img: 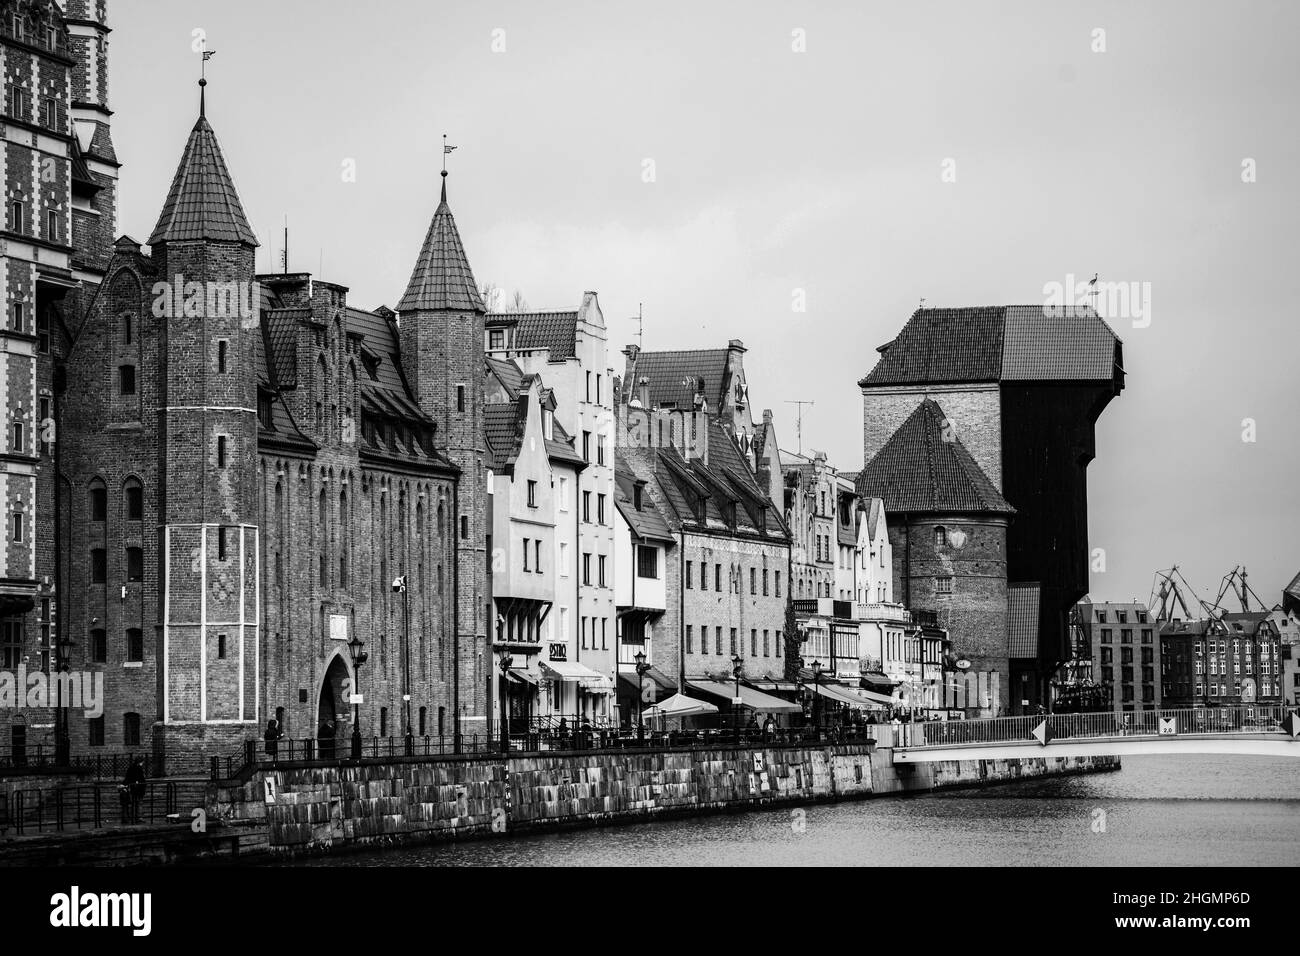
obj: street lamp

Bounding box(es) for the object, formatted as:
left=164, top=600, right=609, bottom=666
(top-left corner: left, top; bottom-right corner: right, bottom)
left=811, top=659, right=823, bottom=738
left=634, top=650, right=650, bottom=745
left=53, top=635, right=76, bottom=765
left=731, top=654, right=744, bottom=743
left=346, top=635, right=368, bottom=759
left=498, top=649, right=512, bottom=754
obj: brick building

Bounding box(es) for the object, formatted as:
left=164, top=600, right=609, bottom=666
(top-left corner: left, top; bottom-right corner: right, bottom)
left=2, top=0, right=116, bottom=755
left=859, top=305, right=1124, bottom=713
left=1069, top=600, right=1161, bottom=714
left=49, top=79, right=487, bottom=764
left=856, top=399, right=1013, bottom=715
left=1160, top=613, right=1281, bottom=709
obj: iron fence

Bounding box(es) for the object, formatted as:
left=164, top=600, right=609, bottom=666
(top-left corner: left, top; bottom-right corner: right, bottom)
left=0, top=781, right=178, bottom=836
left=0, top=748, right=158, bottom=780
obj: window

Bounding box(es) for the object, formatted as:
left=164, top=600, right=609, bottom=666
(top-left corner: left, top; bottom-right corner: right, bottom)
left=751, top=629, right=758, bottom=656
left=558, top=476, right=569, bottom=510
left=380, top=707, right=389, bottom=737
left=88, top=716, right=105, bottom=747
left=597, top=436, right=606, bottom=465
left=686, top=625, right=694, bottom=655
left=126, top=547, right=143, bottom=582
left=9, top=199, right=23, bottom=233
left=90, top=548, right=107, bottom=583
left=10, top=421, right=22, bottom=454
left=90, top=628, right=107, bottom=663
left=582, top=431, right=591, bottom=461
left=1121, top=629, right=1132, bottom=644
left=729, top=628, right=737, bottom=656
left=218, top=340, right=228, bottom=373
left=126, top=628, right=143, bottom=662
left=700, top=562, right=708, bottom=591
left=123, top=313, right=133, bottom=344
left=715, top=627, right=723, bottom=656
left=598, top=555, right=607, bottom=588
left=47, top=208, right=59, bottom=241
left=935, top=576, right=953, bottom=595
left=601, top=618, right=608, bottom=650
left=527, top=480, right=537, bottom=508
left=535, top=539, right=542, bottom=573
left=10, top=302, right=22, bottom=333
left=456, top=385, right=465, bottom=412
left=218, top=633, right=227, bottom=659
left=597, top=494, right=606, bottom=524
left=10, top=512, right=21, bottom=544
left=216, top=435, right=227, bottom=467
left=763, top=630, right=770, bottom=656
left=119, top=365, right=136, bottom=395
left=775, top=630, right=782, bottom=658
left=581, top=617, right=588, bottom=649
left=1098, top=611, right=1108, bottom=624
left=522, top=538, right=531, bottom=572
left=763, top=569, right=769, bottom=596
left=582, top=491, right=591, bottom=522
left=125, top=481, right=143, bottom=521
left=715, top=564, right=722, bottom=591
left=586, top=371, right=592, bottom=402
left=1100, top=628, right=1112, bottom=644
left=582, top=552, right=591, bottom=585
left=775, top=571, right=781, bottom=598
left=0, top=618, right=22, bottom=669
left=559, top=541, right=570, bottom=576
left=1141, top=629, right=1153, bottom=644
left=686, top=560, right=693, bottom=588
left=637, top=546, right=658, bottom=579
left=488, top=329, right=504, bottom=350
left=595, top=374, right=602, bottom=404
left=750, top=567, right=756, bottom=595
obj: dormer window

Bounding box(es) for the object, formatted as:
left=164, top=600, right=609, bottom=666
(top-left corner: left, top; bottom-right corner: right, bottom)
left=489, top=329, right=504, bottom=350
left=633, top=484, right=643, bottom=511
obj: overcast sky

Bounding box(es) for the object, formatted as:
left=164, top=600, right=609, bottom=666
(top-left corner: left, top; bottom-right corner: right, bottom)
left=109, top=0, right=1298, bottom=610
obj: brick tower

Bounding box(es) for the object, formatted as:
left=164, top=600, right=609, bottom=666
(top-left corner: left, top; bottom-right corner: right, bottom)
left=149, top=81, right=261, bottom=757
left=397, top=169, right=488, bottom=732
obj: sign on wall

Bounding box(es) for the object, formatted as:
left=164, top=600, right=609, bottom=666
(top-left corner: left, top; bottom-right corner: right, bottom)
left=330, top=614, right=348, bottom=642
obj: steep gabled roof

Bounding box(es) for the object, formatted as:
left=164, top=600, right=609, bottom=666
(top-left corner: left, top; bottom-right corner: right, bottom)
left=396, top=178, right=484, bottom=314
left=510, top=310, right=580, bottom=360
left=856, top=399, right=1014, bottom=515
left=1283, top=571, right=1300, bottom=614
left=486, top=354, right=525, bottom=397
left=149, top=114, right=258, bottom=246
left=484, top=402, right=526, bottom=471
left=614, top=467, right=674, bottom=542
left=633, top=349, right=731, bottom=410
left=859, top=305, right=1122, bottom=387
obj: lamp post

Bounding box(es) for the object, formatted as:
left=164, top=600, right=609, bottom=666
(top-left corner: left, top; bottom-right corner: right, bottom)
left=346, top=635, right=368, bottom=759
left=634, top=650, right=650, bottom=745
left=731, top=654, right=744, bottom=743
left=498, top=649, right=512, bottom=754
left=54, top=635, right=75, bottom=765
left=811, top=659, right=823, bottom=739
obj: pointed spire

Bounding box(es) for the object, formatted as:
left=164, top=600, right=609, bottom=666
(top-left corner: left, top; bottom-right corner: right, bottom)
left=396, top=172, right=483, bottom=314
left=148, top=91, right=257, bottom=247
left=199, top=77, right=206, bottom=117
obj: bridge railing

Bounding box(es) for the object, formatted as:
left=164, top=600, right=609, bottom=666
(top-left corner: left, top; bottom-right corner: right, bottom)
left=907, top=705, right=1290, bottom=748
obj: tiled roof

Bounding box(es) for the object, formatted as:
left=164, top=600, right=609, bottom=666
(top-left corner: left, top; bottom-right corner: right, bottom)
left=545, top=419, right=587, bottom=469
left=633, top=349, right=730, bottom=410
left=1008, top=583, right=1041, bottom=658
left=396, top=181, right=484, bottom=314
left=859, top=305, right=1121, bottom=387
left=264, top=308, right=307, bottom=388
left=484, top=402, right=525, bottom=471
left=508, top=311, right=579, bottom=360
left=485, top=355, right=525, bottom=397
left=1219, top=611, right=1273, bottom=637
left=614, top=467, right=674, bottom=542
left=149, top=115, right=258, bottom=246
left=855, top=399, right=1014, bottom=515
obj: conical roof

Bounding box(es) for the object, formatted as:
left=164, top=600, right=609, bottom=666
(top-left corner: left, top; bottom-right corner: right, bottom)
left=149, top=113, right=257, bottom=247
left=396, top=176, right=484, bottom=314
left=856, top=399, right=1014, bottom=515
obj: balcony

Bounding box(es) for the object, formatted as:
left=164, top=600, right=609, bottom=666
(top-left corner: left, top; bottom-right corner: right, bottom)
left=855, top=602, right=912, bottom=624
left=792, top=598, right=854, bottom=620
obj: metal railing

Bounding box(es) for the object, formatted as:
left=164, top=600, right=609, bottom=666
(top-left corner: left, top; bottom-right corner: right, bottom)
left=0, top=748, right=159, bottom=780
left=905, top=705, right=1293, bottom=749
left=0, top=781, right=178, bottom=837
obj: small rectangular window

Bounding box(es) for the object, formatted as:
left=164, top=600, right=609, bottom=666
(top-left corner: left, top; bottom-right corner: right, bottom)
left=119, top=365, right=136, bottom=395
left=124, top=712, right=141, bottom=747
left=686, top=625, right=694, bottom=654
left=534, top=538, right=541, bottom=573
left=522, top=538, right=530, bottom=572
left=10, top=302, right=23, bottom=333
left=11, top=512, right=22, bottom=543
left=527, top=480, right=537, bottom=508
left=47, top=208, right=58, bottom=241
left=217, top=340, right=228, bottom=373
left=216, top=435, right=227, bottom=467
left=11, top=422, right=23, bottom=454
left=217, top=633, right=227, bottom=659
left=456, top=385, right=465, bottom=412
left=9, top=199, right=23, bottom=234
left=90, top=548, right=107, bottom=584
left=90, top=628, right=107, bottom=663
left=637, top=546, right=658, bottom=580
left=126, top=547, right=143, bottom=582
left=126, top=628, right=143, bottom=662
left=126, top=485, right=143, bottom=521
left=686, top=560, right=693, bottom=588
left=217, top=527, right=228, bottom=561
left=88, top=716, right=105, bottom=747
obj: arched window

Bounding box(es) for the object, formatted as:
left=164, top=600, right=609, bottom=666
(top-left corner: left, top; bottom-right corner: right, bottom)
left=934, top=526, right=947, bottom=547
left=123, top=477, right=143, bottom=522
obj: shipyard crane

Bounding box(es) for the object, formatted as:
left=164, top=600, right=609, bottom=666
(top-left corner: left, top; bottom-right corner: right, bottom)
left=1149, top=566, right=1218, bottom=622
left=1209, top=565, right=1269, bottom=615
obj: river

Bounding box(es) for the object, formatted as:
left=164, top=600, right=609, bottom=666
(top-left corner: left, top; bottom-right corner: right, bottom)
left=289, top=755, right=1300, bottom=867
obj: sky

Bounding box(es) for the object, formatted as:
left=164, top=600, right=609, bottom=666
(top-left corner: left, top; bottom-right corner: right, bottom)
left=107, top=0, right=1298, bottom=610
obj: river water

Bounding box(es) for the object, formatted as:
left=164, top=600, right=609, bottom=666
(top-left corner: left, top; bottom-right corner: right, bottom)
left=290, top=755, right=1300, bottom=867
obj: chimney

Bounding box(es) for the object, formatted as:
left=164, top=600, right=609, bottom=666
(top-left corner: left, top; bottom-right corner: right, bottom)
left=638, top=375, right=651, bottom=410
left=622, top=344, right=640, bottom=406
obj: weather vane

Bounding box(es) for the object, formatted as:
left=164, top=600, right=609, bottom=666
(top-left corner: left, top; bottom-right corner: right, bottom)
left=443, top=133, right=457, bottom=174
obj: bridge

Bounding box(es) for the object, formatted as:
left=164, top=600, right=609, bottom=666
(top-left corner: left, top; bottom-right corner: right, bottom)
left=891, top=706, right=1300, bottom=763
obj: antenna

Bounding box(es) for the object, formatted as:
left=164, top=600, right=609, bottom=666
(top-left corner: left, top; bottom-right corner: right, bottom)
left=784, top=400, right=814, bottom=455
left=281, top=215, right=288, bottom=275
left=628, top=303, right=643, bottom=348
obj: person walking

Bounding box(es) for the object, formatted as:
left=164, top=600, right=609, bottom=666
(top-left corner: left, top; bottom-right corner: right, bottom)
left=264, top=718, right=280, bottom=757
left=124, top=756, right=147, bottom=824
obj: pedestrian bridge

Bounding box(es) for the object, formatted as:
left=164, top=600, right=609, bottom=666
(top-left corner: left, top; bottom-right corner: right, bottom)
left=891, top=706, right=1300, bottom=763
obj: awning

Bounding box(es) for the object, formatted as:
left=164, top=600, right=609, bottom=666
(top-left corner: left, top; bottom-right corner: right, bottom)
left=641, top=692, right=719, bottom=719
left=749, top=678, right=800, bottom=693
left=813, top=682, right=886, bottom=710
left=540, top=660, right=614, bottom=692
left=617, top=665, right=678, bottom=697
left=686, top=679, right=802, bottom=714
left=857, top=688, right=897, bottom=707
left=506, top=668, right=537, bottom=686
left=860, top=672, right=896, bottom=692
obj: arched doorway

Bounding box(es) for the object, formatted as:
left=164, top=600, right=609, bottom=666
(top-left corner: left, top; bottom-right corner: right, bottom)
left=317, top=654, right=351, bottom=758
